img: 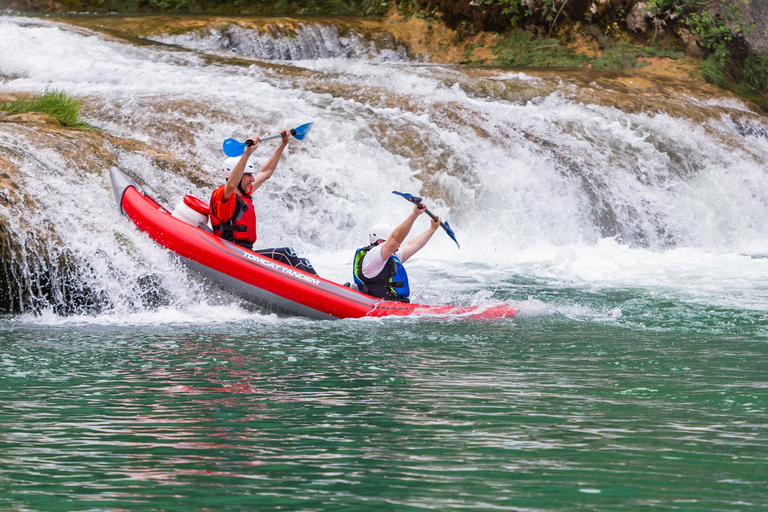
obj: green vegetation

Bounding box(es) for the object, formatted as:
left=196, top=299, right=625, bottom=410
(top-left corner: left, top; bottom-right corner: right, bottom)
left=640, top=0, right=768, bottom=104
left=492, top=27, right=683, bottom=71
left=493, top=30, right=588, bottom=69
left=642, top=0, right=750, bottom=84
left=744, top=52, right=768, bottom=93
left=0, top=89, right=92, bottom=129
left=591, top=39, right=682, bottom=71
left=699, top=44, right=729, bottom=87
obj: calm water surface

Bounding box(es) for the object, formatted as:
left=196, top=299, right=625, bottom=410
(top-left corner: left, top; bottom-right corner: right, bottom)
left=2, top=311, right=767, bottom=511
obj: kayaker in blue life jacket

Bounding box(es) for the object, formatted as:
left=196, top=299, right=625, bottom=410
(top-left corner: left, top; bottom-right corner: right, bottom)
left=209, top=130, right=317, bottom=275
left=352, top=201, right=440, bottom=302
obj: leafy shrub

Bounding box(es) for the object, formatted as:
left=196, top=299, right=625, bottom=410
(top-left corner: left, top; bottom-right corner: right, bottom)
left=408, top=0, right=519, bottom=34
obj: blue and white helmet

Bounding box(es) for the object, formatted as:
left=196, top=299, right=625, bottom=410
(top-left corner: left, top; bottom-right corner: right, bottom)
left=221, top=156, right=256, bottom=179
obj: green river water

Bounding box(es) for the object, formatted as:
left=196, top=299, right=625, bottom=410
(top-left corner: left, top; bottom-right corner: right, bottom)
left=2, top=311, right=767, bottom=510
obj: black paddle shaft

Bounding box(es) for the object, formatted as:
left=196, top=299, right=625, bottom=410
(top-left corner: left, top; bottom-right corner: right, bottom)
left=244, top=128, right=297, bottom=147
left=400, top=194, right=439, bottom=221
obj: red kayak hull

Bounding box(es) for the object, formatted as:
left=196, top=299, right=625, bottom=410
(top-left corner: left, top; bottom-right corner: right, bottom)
left=111, top=168, right=516, bottom=320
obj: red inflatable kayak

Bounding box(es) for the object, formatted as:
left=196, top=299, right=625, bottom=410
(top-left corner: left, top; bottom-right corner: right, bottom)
left=110, top=168, right=517, bottom=320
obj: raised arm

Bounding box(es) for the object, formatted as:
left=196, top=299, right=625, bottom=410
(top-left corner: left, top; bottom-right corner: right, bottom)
left=378, top=203, right=426, bottom=261
left=251, top=129, right=290, bottom=192
left=222, top=136, right=259, bottom=202
left=401, top=214, right=440, bottom=262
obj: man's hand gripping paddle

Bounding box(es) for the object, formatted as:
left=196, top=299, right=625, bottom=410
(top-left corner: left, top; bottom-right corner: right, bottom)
left=222, top=122, right=314, bottom=157
left=392, top=191, right=460, bottom=249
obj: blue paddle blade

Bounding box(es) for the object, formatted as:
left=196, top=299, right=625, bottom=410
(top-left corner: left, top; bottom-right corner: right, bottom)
left=392, top=191, right=421, bottom=203
left=292, top=122, right=313, bottom=141
left=442, top=220, right=460, bottom=249
left=223, top=138, right=246, bottom=157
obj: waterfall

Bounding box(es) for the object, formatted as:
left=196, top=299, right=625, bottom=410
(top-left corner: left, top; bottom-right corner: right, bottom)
left=3, top=15, right=768, bottom=317
left=147, top=22, right=411, bottom=62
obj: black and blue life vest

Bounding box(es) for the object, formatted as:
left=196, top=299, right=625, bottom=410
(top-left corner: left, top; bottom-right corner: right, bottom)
left=353, top=244, right=410, bottom=302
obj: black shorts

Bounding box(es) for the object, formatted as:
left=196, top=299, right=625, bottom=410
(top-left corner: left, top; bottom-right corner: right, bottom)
left=254, top=247, right=318, bottom=275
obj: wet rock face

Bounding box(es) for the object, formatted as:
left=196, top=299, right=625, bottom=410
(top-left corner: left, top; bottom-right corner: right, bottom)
left=0, top=118, right=102, bottom=313
left=0, top=220, right=107, bottom=314
left=699, top=0, right=768, bottom=53
left=626, top=1, right=649, bottom=33
left=744, top=0, right=768, bottom=52
left=0, top=109, right=192, bottom=314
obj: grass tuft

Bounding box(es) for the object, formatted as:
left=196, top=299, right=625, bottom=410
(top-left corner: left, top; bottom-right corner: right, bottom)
left=493, top=30, right=590, bottom=69
left=493, top=30, right=684, bottom=71
left=699, top=45, right=729, bottom=88
left=0, top=88, right=92, bottom=129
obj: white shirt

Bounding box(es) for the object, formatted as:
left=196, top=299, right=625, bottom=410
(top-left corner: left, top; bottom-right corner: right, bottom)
left=362, top=245, right=404, bottom=279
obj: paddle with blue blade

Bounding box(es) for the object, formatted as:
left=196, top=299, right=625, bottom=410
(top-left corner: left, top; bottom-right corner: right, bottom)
left=392, top=191, right=460, bottom=249
left=223, top=122, right=314, bottom=157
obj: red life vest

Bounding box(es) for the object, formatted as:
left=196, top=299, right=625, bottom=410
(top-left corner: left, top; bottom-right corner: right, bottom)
left=210, top=188, right=257, bottom=249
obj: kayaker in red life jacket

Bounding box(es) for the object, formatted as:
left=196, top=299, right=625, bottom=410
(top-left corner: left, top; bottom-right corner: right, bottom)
left=350, top=201, right=440, bottom=302
left=209, top=130, right=317, bottom=275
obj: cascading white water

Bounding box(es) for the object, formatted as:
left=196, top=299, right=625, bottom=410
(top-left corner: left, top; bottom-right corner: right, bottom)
left=3, top=15, right=768, bottom=319
left=147, top=22, right=410, bottom=62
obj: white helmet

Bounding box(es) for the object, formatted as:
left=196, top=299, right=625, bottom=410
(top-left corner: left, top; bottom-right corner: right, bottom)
left=221, top=156, right=256, bottom=179
left=369, top=223, right=394, bottom=245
